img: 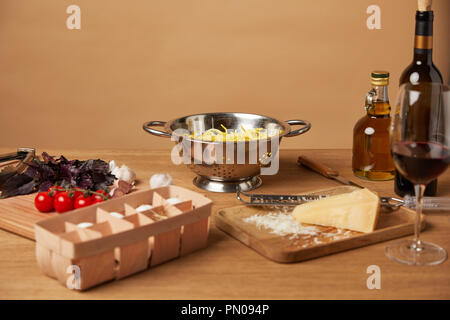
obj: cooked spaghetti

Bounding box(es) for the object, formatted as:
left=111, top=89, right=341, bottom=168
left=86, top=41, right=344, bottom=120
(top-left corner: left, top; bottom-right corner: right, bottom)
left=186, top=124, right=282, bottom=142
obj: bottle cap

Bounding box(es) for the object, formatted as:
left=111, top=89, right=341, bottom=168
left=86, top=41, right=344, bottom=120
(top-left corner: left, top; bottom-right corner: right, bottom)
left=418, top=0, right=432, bottom=12
left=371, top=71, right=389, bottom=86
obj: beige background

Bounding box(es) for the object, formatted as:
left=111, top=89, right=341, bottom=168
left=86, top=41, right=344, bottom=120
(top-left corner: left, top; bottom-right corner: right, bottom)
left=0, top=0, right=449, bottom=152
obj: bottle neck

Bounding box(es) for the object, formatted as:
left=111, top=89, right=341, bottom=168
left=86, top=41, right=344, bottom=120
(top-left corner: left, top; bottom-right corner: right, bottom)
left=366, top=85, right=390, bottom=116
left=413, top=10, right=434, bottom=65
left=413, top=49, right=433, bottom=65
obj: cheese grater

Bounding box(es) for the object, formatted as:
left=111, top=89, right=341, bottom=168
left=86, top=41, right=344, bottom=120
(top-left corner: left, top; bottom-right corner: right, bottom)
left=236, top=189, right=326, bottom=206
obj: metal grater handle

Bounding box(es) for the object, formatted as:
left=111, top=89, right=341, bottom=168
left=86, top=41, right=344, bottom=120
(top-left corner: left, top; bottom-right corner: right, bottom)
left=236, top=189, right=326, bottom=206
left=404, top=195, right=450, bottom=211
left=0, top=148, right=35, bottom=163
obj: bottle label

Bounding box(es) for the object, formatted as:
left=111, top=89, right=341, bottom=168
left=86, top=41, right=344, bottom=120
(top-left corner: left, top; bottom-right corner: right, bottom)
left=414, top=35, right=432, bottom=49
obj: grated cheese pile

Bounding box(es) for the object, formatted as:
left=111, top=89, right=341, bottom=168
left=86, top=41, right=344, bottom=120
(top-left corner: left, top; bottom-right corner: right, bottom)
left=243, top=213, right=320, bottom=240
left=243, top=212, right=353, bottom=241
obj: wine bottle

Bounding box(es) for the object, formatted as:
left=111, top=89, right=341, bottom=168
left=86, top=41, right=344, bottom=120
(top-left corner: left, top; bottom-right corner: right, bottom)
left=396, top=4, right=443, bottom=197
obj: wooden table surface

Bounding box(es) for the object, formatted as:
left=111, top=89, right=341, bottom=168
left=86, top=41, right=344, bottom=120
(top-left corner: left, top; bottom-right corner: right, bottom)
left=0, top=148, right=449, bottom=300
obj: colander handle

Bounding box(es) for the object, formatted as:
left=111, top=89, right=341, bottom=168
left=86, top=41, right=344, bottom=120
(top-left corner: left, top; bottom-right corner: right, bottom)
left=142, top=121, right=171, bottom=138
left=284, top=120, right=311, bottom=137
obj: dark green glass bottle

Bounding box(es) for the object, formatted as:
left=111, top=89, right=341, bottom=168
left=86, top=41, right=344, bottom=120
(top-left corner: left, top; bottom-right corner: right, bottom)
left=396, top=10, right=443, bottom=197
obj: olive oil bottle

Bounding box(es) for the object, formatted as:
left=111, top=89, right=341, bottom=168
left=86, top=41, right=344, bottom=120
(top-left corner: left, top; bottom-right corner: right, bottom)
left=352, top=71, right=395, bottom=181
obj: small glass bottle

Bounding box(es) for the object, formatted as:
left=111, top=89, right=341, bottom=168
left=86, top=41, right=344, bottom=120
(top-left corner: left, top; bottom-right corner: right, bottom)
left=352, top=71, right=395, bottom=181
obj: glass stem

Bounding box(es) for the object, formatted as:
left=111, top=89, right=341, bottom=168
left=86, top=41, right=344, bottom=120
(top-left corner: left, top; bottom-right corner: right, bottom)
left=413, top=184, right=425, bottom=250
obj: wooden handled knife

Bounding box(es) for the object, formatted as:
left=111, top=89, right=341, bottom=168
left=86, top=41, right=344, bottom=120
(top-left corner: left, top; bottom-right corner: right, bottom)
left=297, top=156, right=365, bottom=189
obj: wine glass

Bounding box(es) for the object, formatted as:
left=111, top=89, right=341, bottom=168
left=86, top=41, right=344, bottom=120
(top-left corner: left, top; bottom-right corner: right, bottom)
left=386, top=82, right=449, bottom=265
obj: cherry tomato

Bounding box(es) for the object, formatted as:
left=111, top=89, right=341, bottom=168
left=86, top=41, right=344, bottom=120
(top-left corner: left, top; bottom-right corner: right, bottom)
left=91, top=196, right=105, bottom=204
left=91, top=190, right=108, bottom=203
left=74, top=195, right=92, bottom=209
left=72, top=189, right=84, bottom=199
left=53, top=192, right=74, bottom=213
left=96, top=190, right=108, bottom=196
left=48, top=186, right=64, bottom=196
left=34, top=192, right=53, bottom=212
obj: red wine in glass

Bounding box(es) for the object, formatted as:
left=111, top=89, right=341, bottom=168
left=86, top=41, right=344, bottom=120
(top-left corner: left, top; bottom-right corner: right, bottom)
left=392, top=141, right=449, bottom=185
left=387, top=82, right=449, bottom=266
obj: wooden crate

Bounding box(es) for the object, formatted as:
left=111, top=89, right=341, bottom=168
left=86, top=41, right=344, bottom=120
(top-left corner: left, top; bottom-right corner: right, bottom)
left=34, top=185, right=212, bottom=291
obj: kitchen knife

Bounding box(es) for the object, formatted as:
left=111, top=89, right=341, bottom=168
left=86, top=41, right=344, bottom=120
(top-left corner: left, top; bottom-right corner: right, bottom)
left=297, top=156, right=366, bottom=189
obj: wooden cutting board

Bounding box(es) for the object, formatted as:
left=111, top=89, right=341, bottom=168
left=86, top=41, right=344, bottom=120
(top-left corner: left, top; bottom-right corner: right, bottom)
left=0, top=193, right=57, bottom=240
left=215, top=186, right=424, bottom=263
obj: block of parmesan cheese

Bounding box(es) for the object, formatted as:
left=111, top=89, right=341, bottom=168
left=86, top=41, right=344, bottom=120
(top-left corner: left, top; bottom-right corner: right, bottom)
left=292, top=188, right=380, bottom=233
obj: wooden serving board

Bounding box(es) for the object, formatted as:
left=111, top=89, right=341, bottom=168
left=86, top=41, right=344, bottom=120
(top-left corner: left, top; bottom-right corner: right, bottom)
left=215, top=186, right=424, bottom=263
left=0, top=193, right=57, bottom=240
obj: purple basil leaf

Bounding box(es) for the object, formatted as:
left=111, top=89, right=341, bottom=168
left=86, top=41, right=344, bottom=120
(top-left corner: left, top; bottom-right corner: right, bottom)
left=59, top=163, right=80, bottom=186
left=91, top=159, right=109, bottom=173
left=24, top=166, right=37, bottom=179
left=2, top=152, right=117, bottom=198
left=92, top=171, right=115, bottom=191
left=39, top=180, right=53, bottom=192
left=42, top=152, right=57, bottom=165
left=78, top=174, right=94, bottom=189
left=1, top=174, right=35, bottom=198
left=80, top=159, right=93, bottom=171
left=0, top=166, right=17, bottom=189
left=28, top=159, right=55, bottom=181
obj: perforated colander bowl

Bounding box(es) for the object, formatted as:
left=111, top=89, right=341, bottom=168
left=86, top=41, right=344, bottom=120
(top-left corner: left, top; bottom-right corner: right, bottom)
left=143, top=112, right=311, bottom=192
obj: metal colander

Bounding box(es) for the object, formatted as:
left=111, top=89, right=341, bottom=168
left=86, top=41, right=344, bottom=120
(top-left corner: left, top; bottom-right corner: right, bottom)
left=143, top=112, right=311, bottom=192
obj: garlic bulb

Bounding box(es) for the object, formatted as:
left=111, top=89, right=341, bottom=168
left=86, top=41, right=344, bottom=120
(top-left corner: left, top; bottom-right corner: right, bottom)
left=150, top=173, right=173, bottom=189
left=109, top=160, right=117, bottom=173
left=117, top=165, right=136, bottom=184
left=109, top=160, right=136, bottom=184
